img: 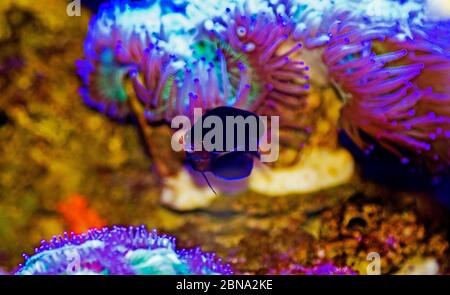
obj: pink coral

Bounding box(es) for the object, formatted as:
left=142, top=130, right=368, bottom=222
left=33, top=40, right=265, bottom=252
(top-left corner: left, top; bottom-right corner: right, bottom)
left=322, top=19, right=450, bottom=166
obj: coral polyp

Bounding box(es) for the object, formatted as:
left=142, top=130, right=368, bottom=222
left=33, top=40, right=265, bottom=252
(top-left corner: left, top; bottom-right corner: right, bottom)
left=216, top=7, right=310, bottom=130
left=130, top=6, right=310, bottom=124
left=76, top=0, right=313, bottom=173
left=76, top=0, right=163, bottom=119
left=321, top=19, right=450, bottom=165
left=15, top=225, right=232, bottom=275
left=270, top=0, right=450, bottom=166
left=76, top=0, right=450, bottom=168
left=130, top=42, right=257, bottom=121
left=74, top=0, right=184, bottom=120
left=280, top=0, right=425, bottom=48
left=78, top=0, right=310, bottom=124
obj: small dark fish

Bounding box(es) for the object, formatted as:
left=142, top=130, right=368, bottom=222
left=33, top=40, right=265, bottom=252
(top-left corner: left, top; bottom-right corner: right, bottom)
left=184, top=106, right=265, bottom=194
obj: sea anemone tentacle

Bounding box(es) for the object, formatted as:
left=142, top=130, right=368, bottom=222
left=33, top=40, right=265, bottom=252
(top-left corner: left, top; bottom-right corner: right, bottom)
left=128, top=4, right=311, bottom=137
left=284, top=0, right=426, bottom=49
left=206, top=5, right=311, bottom=150
left=322, top=18, right=450, bottom=165
left=76, top=0, right=157, bottom=120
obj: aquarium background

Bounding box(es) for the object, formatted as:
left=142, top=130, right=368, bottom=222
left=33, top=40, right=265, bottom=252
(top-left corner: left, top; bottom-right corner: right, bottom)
left=0, top=0, right=449, bottom=275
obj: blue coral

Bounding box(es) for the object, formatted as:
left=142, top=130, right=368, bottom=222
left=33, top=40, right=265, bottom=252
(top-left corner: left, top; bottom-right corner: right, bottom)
left=15, top=225, right=232, bottom=275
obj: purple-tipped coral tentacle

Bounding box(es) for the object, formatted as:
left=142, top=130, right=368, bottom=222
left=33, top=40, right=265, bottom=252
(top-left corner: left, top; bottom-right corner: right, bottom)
left=76, top=1, right=156, bottom=120
left=209, top=5, right=310, bottom=129
left=286, top=0, right=426, bottom=49
left=128, top=4, right=310, bottom=126
left=275, top=0, right=449, bottom=167
left=77, top=0, right=450, bottom=168
left=319, top=14, right=450, bottom=166
left=77, top=0, right=310, bottom=128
